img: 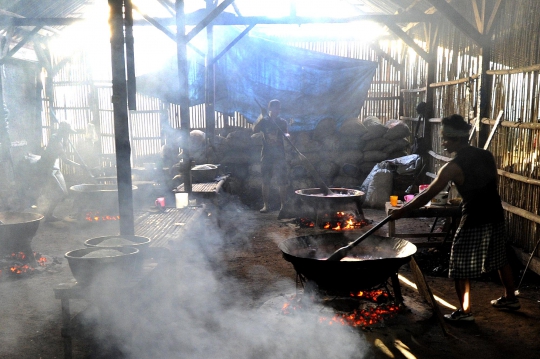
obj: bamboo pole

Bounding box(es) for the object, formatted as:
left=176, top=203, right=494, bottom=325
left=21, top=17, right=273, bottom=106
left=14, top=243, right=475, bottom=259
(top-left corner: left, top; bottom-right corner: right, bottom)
left=481, top=118, right=540, bottom=129
left=502, top=201, right=540, bottom=226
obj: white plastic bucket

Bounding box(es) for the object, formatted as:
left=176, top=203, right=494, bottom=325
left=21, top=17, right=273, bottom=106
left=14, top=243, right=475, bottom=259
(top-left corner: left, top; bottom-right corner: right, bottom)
left=175, top=193, right=188, bottom=208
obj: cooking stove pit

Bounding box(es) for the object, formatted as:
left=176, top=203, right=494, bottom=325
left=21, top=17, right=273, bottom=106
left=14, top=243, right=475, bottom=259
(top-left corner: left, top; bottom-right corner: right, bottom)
left=273, top=282, right=404, bottom=329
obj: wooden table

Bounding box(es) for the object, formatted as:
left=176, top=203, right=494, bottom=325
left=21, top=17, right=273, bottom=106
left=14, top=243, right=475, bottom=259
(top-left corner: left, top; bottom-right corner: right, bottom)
left=385, top=201, right=461, bottom=240
left=175, top=174, right=230, bottom=208
left=135, top=207, right=206, bottom=248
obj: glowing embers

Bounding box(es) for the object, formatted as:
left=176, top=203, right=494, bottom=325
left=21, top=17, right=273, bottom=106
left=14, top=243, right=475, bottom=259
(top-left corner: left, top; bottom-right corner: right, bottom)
left=296, top=211, right=369, bottom=230
left=0, top=251, right=52, bottom=279
left=281, top=289, right=401, bottom=329
left=85, top=211, right=121, bottom=222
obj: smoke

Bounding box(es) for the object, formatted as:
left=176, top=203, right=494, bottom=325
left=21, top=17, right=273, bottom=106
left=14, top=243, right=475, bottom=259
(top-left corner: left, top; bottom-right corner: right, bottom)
left=82, top=202, right=371, bottom=358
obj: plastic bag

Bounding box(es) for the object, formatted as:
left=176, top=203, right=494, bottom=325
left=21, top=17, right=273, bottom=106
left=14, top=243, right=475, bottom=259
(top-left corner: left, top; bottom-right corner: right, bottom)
left=383, top=154, right=421, bottom=175
left=364, top=168, right=393, bottom=209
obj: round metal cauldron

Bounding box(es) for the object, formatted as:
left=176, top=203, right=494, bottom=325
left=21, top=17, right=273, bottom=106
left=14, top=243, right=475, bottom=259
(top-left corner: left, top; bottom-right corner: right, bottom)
left=278, top=232, right=416, bottom=293
left=0, top=212, right=44, bottom=256
left=191, top=164, right=219, bottom=183
left=70, top=184, right=138, bottom=216
left=65, top=247, right=143, bottom=286
left=70, top=184, right=138, bottom=193
left=295, top=188, right=364, bottom=212
left=84, top=235, right=151, bottom=256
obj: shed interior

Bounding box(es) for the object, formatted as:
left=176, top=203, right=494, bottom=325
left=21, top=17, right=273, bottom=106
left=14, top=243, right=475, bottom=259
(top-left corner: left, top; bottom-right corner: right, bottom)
left=0, top=0, right=539, bottom=271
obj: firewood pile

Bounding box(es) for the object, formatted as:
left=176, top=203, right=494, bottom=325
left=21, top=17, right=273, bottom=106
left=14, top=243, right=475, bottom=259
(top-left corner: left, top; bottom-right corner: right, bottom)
left=212, top=116, right=411, bottom=201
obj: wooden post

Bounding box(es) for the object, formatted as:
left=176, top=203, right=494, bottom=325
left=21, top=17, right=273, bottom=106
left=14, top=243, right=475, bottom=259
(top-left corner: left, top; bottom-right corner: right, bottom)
left=424, top=25, right=436, bottom=151
left=478, top=44, right=493, bottom=148
left=205, top=0, right=216, bottom=159
left=176, top=0, right=192, bottom=193
left=0, top=67, right=14, bottom=183
left=124, top=0, right=137, bottom=111
left=108, top=0, right=135, bottom=235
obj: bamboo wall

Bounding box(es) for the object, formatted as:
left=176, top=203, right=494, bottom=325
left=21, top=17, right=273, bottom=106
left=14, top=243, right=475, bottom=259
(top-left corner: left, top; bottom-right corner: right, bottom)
left=397, top=0, right=540, bottom=259
left=43, top=38, right=405, bottom=175
left=484, top=0, right=540, bottom=257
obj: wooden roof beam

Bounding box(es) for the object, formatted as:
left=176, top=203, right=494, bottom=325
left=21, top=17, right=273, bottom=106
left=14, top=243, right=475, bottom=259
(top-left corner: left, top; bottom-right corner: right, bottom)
left=485, top=0, right=502, bottom=35
left=131, top=3, right=204, bottom=57
left=134, top=13, right=434, bottom=26
left=0, top=16, right=83, bottom=27
left=424, top=0, right=487, bottom=47
left=368, top=42, right=404, bottom=71
left=211, top=24, right=255, bottom=66
left=185, top=0, right=236, bottom=42
left=156, top=0, right=175, bottom=16
left=0, top=26, right=42, bottom=64
left=0, top=13, right=435, bottom=28
left=384, top=21, right=432, bottom=62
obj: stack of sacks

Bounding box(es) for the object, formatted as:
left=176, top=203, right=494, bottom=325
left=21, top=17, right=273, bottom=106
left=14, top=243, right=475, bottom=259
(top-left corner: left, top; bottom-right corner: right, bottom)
left=214, top=116, right=411, bottom=201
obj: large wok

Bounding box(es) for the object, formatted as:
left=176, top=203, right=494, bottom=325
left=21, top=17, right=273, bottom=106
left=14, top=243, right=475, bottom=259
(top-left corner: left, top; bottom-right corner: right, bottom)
left=278, top=232, right=416, bottom=293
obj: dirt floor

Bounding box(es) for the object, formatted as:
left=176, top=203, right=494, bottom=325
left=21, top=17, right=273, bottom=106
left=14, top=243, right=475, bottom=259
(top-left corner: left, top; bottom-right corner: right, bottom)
left=1, top=193, right=540, bottom=359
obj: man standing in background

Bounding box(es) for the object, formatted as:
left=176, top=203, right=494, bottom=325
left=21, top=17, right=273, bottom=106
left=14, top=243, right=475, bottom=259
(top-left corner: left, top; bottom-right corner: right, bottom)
left=253, top=99, right=289, bottom=213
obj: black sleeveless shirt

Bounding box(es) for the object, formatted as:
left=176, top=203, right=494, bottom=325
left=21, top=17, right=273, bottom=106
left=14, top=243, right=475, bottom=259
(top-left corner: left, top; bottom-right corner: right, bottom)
left=451, top=146, right=504, bottom=227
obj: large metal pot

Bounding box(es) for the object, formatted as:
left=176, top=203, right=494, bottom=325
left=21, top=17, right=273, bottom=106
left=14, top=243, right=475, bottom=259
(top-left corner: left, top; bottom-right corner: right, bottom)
left=0, top=212, right=44, bottom=256
left=191, top=164, right=219, bottom=183
left=70, top=184, right=138, bottom=218
left=295, top=187, right=365, bottom=213
left=65, top=247, right=143, bottom=286
left=278, top=232, right=416, bottom=293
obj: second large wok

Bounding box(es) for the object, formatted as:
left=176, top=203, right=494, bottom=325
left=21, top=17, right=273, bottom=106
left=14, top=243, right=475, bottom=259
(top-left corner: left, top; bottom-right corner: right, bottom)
left=278, top=232, right=417, bottom=293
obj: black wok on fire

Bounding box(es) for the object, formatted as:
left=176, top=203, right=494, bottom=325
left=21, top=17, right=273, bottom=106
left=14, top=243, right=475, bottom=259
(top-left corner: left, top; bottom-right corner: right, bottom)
left=278, top=233, right=417, bottom=293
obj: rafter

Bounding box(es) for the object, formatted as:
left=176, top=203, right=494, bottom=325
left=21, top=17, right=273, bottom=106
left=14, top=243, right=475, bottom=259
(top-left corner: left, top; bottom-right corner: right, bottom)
left=485, top=0, right=502, bottom=35
left=384, top=21, right=432, bottom=62
left=0, top=26, right=42, bottom=64
left=368, top=42, right=404, bottom=71
left=0, top=16, right=82, bottom=27
left=185, top=0, right=236, bottom=42
left=0, top=12, right=435, bottom=32
left=131, top=3, right=204, bottom=57
left=211, top=24, right=255, bottom=66
left=134, top=13, right=434, bottom=27
left=471, top=0, right=484, bottom=34
left=424, top=0, right=487, bottom=47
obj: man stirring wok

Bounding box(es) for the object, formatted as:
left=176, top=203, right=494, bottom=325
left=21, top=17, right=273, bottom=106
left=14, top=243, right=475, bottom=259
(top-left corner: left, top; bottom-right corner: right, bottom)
left=389, top=114, right=519, bottom=322
left=23, top=121, right=84, bottom=222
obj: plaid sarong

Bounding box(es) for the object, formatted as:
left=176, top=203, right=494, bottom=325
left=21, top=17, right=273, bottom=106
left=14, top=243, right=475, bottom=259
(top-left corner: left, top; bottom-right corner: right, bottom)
left=448, top=222, right=508, bottom=279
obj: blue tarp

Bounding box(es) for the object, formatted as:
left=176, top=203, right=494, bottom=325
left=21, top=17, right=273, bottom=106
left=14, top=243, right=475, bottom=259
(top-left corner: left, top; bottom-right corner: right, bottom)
left=137, top=30, right=377, bottom=132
